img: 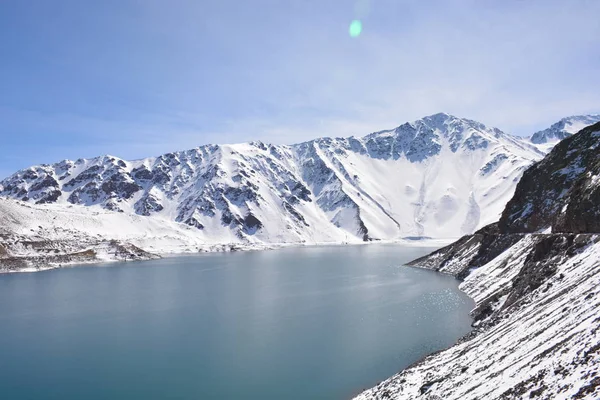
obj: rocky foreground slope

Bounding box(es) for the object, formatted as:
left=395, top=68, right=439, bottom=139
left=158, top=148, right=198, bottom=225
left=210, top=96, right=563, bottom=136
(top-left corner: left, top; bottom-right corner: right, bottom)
left=354, top=122, right=600, bottom=399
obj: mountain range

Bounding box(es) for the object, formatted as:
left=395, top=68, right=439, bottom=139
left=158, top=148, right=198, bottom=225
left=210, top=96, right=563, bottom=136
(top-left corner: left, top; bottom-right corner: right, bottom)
left=1, top=112, right=599, bottom=271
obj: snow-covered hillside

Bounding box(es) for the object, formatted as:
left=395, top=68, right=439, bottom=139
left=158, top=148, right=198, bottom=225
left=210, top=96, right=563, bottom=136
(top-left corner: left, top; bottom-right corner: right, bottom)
left=0, top=113, right=544, bottom=244
left=354, top=121, right=600, bottom=399
left=355, top=234, right=600, bottom=400
left=0, top=197, right=282, bottom=272
left=0, top=198, right=160, bottom=272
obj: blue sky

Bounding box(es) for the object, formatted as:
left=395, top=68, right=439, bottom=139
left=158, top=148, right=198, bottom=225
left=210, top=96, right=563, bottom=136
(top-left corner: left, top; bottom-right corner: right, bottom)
left=1, top=0, right=599, bottom=178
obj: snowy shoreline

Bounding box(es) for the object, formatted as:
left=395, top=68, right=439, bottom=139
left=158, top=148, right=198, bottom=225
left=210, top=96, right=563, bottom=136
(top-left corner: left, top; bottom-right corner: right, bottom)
left=354, top=234, right=600, bottom=399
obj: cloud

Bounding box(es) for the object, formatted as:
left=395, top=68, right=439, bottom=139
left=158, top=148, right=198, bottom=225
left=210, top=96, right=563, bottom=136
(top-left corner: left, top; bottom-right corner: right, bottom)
left=245, top=0, right=600, bottom=136
left=138, top=0, right=597, bottom=142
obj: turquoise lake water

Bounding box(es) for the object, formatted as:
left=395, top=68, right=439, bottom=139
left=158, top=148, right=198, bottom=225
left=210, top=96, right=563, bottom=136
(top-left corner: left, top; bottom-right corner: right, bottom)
left=0, top=244, right=474, bottom=399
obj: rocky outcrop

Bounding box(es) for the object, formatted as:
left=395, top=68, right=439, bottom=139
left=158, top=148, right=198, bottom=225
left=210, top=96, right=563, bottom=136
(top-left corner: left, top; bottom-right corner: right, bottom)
left=500, top=121, right=600, bottom=233
left=407, top=223, right=524, bottom=279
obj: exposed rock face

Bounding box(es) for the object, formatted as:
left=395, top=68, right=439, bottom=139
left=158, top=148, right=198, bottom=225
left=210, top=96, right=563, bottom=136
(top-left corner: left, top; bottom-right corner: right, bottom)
left=500, top=121, right=600, bottom=234
left=0, top=113, right=544, bottom=242
left=355, top=122, right=600, bottom=399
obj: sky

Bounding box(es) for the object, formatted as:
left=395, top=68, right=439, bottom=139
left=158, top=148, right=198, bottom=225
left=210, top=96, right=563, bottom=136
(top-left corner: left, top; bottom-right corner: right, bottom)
left=1, top=0, right=599, bottom=178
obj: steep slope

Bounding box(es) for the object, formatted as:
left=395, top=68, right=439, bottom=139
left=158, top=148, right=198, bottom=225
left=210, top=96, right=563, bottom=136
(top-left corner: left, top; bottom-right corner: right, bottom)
left=354, top=122, right=600, bottom=399
left=0, top=113, right=543, bottom=243
left=530, top=114, right=600, bottom=152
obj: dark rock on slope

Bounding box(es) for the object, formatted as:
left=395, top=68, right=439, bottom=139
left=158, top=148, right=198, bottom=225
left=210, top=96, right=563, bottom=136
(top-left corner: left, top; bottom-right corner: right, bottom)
left=500, top=121, right=600, bottom=234
left=407, top=223, right=524, bottom=279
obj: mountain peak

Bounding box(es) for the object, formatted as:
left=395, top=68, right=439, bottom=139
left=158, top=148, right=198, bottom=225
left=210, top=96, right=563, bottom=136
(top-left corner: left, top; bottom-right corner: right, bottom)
left=530, top=114, right=600, bottom=144
left=423, top=111, right=455, bottom=120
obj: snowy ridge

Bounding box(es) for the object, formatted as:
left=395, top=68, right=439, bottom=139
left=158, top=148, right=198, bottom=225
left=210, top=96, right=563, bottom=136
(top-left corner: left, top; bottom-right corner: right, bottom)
left=0, top=113, right=544, bottom=246
left=529, top=114, right=600, bottom=152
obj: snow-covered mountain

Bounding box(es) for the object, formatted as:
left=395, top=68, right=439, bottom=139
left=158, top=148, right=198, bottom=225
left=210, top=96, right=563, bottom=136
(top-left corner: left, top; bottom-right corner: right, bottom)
left=0, top=198, right=160, bottom=272
left=0, top=113, right=544, bottom=246
left=0, top=196, right=272, bottom=272
left=355, top=121, right=600, bottom=399
left=529, top=114, right=600, bottom=152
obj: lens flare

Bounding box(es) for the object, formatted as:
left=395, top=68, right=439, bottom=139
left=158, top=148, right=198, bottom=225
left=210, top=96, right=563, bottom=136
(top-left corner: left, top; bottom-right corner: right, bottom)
left=349, top=20, right=362, bottom=37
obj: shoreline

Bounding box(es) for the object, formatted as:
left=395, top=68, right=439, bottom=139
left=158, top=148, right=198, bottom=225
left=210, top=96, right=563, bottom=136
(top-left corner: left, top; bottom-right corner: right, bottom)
left=0, top=237, right=455, bottom=274
left=347, top=263, right=477, bottom=398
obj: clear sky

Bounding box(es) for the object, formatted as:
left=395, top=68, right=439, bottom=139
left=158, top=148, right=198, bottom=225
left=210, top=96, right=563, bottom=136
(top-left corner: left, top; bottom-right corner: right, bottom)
left=1, top=0, right=599, bottom=178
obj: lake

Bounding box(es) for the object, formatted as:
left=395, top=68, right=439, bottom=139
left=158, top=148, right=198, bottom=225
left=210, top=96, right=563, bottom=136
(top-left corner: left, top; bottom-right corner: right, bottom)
left=0, top=244, right=474, bottom=399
